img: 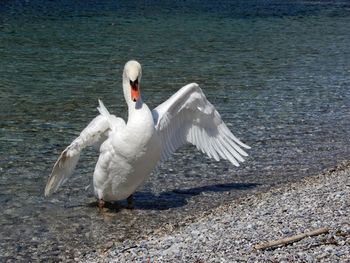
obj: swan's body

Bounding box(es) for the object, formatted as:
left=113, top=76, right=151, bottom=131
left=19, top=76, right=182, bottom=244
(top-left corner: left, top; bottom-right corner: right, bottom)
left=93, top=101, right=161, bottom=201
left=45, top=60, right=250, bottom=206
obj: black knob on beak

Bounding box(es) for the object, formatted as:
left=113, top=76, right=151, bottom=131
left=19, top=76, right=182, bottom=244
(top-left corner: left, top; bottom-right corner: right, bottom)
left=130, top=79, right=139, bottom=90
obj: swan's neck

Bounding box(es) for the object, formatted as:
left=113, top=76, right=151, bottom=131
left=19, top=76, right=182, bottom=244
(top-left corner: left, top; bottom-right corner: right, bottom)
left=127, top=99, right=144, bottom=117
left=127, top=101, right=153, bottom=129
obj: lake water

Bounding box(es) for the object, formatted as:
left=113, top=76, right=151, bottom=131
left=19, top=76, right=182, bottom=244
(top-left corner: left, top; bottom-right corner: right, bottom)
left=1, top=1, right=350, bottom=261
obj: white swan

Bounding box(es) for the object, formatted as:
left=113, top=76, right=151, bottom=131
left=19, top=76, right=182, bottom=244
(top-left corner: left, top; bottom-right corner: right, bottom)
left=45, top=60, right=250, bottom=208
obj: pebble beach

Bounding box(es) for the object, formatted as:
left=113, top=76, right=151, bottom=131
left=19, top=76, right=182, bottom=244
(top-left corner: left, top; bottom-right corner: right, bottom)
left=84, top=162, right=350, bottom=262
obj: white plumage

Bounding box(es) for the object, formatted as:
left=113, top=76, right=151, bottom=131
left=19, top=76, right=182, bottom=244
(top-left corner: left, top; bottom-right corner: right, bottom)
left=45, top=60, right=250, bottom=206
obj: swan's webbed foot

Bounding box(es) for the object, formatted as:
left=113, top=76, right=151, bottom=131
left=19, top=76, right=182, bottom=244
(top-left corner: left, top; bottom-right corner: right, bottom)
left=127, top=195, right=134, bottom=209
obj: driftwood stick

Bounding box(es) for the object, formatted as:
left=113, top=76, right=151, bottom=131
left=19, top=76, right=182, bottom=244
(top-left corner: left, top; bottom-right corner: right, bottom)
left=254, top=227, right=329, bottom=250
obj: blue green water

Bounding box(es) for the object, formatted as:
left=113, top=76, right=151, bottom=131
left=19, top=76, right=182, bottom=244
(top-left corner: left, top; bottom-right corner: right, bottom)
left=1, top=1, right=350, bottom=261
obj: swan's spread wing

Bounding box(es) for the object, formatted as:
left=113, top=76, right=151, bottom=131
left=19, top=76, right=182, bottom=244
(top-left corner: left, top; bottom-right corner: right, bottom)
left=152, top=83, right=250, bottom=166
left=45, top=100, right=124, bottom=196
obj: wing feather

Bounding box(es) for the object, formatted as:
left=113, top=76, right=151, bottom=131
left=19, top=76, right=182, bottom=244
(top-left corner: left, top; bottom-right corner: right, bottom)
left=209, top=137, right=220, bottom=161
left=152, top=83, right=250, bottom=166
left=44, top=100, right=124, bottom=196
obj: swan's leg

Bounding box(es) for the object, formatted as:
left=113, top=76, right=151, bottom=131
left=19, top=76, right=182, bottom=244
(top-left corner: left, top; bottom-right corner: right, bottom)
left=127, top=194, right=134, bottom=209
left=98, top=199, right=105, bottom=209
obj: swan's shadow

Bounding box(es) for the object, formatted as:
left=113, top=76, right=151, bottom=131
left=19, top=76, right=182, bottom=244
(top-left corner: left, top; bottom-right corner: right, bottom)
left=130, top=182, right=259, bottom=210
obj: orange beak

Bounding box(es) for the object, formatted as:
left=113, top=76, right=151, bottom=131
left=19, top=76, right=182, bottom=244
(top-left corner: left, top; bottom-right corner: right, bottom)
left=131, top=87, right=139, bottom=102
left=130, top=79, right=139, bottom=102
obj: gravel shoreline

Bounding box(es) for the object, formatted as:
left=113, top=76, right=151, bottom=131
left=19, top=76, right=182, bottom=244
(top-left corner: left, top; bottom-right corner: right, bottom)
left=85, top=162, right=350, bottom=262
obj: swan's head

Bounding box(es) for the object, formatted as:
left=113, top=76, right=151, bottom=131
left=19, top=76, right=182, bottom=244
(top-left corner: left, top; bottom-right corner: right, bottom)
left=123, top=60, right=142, bottom=103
